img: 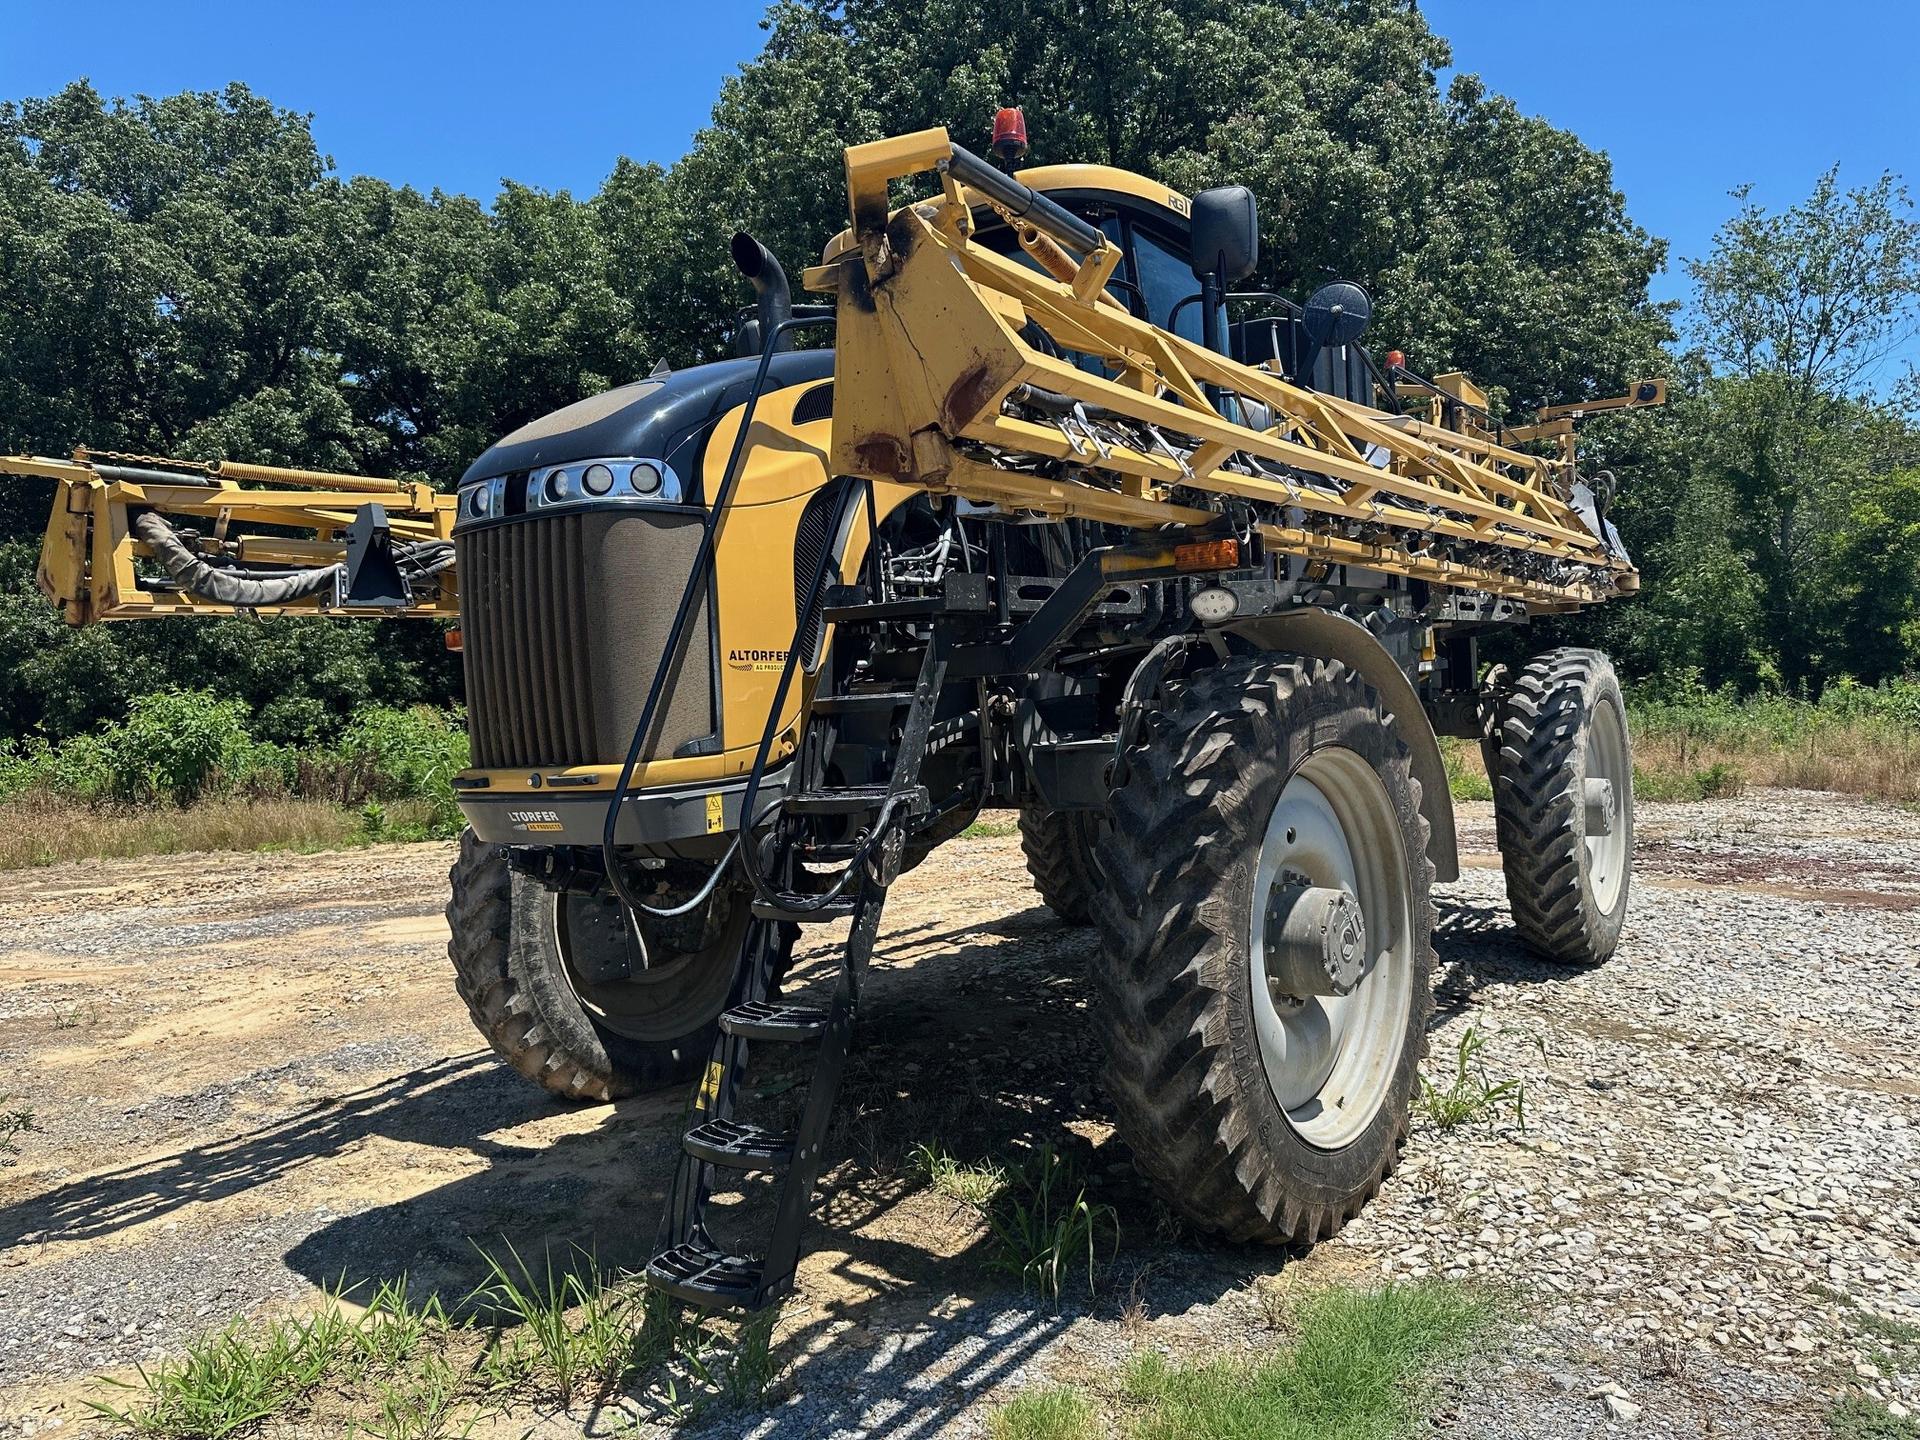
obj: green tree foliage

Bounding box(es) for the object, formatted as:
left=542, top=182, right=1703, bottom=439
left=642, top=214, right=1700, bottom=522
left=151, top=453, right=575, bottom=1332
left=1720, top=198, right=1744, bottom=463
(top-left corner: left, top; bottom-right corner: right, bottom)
left=27, top=2, right=1911, bottom=748
left=1592, top=170, right=1920, bottom=690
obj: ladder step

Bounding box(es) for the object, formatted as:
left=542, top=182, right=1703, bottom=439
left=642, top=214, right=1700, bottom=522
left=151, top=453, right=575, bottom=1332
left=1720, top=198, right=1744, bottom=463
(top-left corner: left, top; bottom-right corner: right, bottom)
left=751, top=893, right=856, bottom=922
left=645, top=1240, right=773, bottom=1310
left=721, top=999, right=831, bottom=1041
left=810, top=689, right=916, bottom=715
left=786, top=784, right=925, bottom=816
left=684, top=1117, right=795, bottom=1171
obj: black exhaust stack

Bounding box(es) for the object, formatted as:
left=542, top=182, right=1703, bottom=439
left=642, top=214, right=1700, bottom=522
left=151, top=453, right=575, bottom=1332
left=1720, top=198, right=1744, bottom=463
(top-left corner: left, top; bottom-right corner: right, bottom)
left=731, top=231, right=792, bottom=357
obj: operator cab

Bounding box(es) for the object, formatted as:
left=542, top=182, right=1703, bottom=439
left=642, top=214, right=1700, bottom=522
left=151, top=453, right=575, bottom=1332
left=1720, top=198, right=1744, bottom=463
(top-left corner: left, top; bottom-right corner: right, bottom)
left=968, top=165, right=1380, bottom=407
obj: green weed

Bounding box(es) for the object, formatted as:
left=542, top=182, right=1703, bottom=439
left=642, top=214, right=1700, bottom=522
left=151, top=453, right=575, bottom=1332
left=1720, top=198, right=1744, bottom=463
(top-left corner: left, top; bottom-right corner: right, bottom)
left=470, top=1243, right=642, bottom=1405
left=85, top=1300, right=359, bottom=1438
left=358, top=1352, right=473, bottom=1440
left=1830, top=1395, right=1920, bottom=1440
left=987, top=1146, right=1118, bottom=1300
left=912, top=1141, right=1009, bottom=1210
left=0, top=1097, right=35, bottom=1158
left=1415, top=1026, right=1526, bottom=1132
left=1122, top=1279, right=1494, bottom=1440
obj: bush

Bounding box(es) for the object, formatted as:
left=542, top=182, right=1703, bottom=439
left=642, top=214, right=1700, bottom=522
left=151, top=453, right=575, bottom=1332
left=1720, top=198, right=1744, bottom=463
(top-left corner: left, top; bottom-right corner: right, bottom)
left=339, top=705, right=469, bottom=802
left=99, top=689, right=258, bottom=804
left=0, top=730, right=112, bottom=801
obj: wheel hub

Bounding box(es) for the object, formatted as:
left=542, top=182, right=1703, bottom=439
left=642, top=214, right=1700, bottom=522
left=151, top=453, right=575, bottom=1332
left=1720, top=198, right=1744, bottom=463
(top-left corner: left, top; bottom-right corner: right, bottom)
left=1583, top=777, right=1615, bottom=837
left=1263, top=876, right=1369, bottom=1007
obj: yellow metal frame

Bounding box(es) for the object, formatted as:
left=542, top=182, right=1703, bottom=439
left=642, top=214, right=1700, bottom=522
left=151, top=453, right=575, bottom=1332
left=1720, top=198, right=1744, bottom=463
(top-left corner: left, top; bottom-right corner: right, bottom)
left=3, top=449, right=458, bottom=625
left=815, top=128, right=1652, bottom=609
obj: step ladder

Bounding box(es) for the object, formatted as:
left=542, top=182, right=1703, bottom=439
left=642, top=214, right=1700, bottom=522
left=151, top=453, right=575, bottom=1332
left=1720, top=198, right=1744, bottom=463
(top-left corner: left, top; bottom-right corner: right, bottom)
left=642, top=581, right=970, bottom=1311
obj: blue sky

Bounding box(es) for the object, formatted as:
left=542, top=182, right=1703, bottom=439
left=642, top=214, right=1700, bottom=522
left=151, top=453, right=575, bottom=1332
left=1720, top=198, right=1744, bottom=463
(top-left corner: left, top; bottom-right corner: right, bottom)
left=4, top=0, right=1916, bottom=329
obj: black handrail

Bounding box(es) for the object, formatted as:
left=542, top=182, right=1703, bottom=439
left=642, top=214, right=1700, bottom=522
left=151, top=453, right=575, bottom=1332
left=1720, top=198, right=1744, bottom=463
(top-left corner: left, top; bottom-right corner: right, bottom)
left=600, top=313, right=838, bottom=921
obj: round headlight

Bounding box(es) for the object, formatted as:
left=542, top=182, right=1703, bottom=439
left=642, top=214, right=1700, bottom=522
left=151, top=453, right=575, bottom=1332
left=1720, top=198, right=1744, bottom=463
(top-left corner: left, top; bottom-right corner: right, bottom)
left=466, top=487, right=487, bottom=518
left=583, top=463, right=615, bottom=496
left=629, top=462, right=662, bottom=496
left=545, top=469, right=571, bottom=502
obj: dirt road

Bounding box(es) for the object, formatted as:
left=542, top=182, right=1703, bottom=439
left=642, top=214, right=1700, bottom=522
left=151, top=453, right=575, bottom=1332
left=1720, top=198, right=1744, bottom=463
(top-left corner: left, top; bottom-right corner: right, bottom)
left=3, top=794, right=1918, bottom=1437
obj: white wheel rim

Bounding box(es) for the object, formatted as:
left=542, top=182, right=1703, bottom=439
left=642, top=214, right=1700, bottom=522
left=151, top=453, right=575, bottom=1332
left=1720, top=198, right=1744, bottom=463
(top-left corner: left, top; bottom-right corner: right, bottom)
left=1585, top=698, right=1630, bottom=914
left=1249, top=749, right=1414, bottom=1150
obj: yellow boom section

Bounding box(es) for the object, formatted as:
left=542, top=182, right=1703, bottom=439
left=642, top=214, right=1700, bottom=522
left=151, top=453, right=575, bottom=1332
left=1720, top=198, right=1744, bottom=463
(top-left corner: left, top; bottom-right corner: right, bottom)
left=4, top=449, right=458, bottom=625
left=814, top=128, right=1648, bottom=610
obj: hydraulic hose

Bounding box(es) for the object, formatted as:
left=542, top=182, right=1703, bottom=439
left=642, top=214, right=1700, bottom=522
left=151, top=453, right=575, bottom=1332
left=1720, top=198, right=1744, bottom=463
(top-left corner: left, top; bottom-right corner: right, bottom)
left=131, top=510, right=341, bottom=607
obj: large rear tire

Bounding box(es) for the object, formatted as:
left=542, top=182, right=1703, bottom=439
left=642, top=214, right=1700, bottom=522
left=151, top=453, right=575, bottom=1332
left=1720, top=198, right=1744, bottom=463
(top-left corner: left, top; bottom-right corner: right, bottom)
left=1018, top=805, right=1104, bottom=925
left=1093, top=656, right=1433, bottom=1243
left=447, top=830, right=785, bottom=1101
left=1490, top=649, right=1633, bottom=966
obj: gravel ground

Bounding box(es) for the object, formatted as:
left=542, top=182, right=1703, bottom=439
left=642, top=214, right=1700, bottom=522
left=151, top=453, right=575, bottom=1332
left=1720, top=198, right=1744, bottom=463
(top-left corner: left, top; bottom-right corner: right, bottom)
left=2, top=792, right=1917, bottom=1438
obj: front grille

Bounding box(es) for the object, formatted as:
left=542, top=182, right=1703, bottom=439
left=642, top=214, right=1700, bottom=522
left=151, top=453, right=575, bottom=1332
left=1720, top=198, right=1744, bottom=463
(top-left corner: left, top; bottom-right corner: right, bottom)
left=459, top=510, right=715, bottom=770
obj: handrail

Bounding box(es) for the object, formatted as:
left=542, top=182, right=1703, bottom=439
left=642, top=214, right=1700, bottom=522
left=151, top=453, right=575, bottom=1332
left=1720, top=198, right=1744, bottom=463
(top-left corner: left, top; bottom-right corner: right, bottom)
left=600, top=313, right=837, bottom=922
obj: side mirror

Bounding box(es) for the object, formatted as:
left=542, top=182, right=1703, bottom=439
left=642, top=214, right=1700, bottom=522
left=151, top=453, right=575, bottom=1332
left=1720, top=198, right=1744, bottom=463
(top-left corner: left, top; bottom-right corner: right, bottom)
left=1190, top=186, right=1259, bottom=283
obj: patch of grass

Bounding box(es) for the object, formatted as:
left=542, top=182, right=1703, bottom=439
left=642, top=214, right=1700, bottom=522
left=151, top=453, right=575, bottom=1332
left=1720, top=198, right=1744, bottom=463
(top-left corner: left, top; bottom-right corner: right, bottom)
left=912, top=1141, right=1009, bottom=1210
left=1122, top=1279, right=1494, bottom=1440
left=988, top=1146, right=1119, bottom=1301
left=86, top=1300, right=361, bottom=1438
left=1634, top=758, right=1744, bottom=801
left=470, top=1243, right=642, bottom=1406
left=1830, top=1395, right=1920, bottom=1440
left=1629, top=678, right=1920, bottom=804
left=85, top=1253, right=782, bottom=1435
left=1437, top=737, right=1493, bottom=802
left=0, top=795, right=450, bottom=869
left=1415, top=1026, right=1526, bottom=1133
left=360, top=1352, right=470, bottom=1440
left=963, top=812, right=1021, bottom=839
left=989, top=1385, right=1098, bottom=1440
left=349, top=1277, right=449, bottom=1378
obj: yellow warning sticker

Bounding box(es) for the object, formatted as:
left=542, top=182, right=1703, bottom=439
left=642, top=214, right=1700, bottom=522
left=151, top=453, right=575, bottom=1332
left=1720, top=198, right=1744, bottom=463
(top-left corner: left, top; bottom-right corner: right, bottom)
left=705, top=792, right=725, bottom=834
left=523, top=821, right=563, bottom=832
left=696, top=1060, right=724, bottom=1110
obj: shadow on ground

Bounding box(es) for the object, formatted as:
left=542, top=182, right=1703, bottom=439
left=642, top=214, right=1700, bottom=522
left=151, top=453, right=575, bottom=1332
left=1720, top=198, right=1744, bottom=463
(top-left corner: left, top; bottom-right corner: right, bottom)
left=14, top=883, right=1557, bottom=1434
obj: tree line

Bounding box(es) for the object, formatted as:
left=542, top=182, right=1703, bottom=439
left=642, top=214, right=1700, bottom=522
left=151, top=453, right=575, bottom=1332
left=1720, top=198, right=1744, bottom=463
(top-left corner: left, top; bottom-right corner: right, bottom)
left=2, top=0, right=1915, bottom=747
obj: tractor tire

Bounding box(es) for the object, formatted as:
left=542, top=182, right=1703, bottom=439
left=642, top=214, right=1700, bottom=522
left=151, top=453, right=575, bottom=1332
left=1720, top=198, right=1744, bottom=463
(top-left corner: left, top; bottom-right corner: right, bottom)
left=1018, top=805, right=1104, bottom=925
left=1491, top=648, right=1634, bottom=966
left=446, top=830, right=787, bottom=1102
left=1092, top=656, right=1433, bottom=1244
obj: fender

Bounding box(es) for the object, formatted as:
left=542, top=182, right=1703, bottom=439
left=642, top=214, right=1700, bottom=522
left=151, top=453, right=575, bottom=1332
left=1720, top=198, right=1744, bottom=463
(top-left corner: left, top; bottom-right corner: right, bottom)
left=1227, top=608, right=1460, bottom=883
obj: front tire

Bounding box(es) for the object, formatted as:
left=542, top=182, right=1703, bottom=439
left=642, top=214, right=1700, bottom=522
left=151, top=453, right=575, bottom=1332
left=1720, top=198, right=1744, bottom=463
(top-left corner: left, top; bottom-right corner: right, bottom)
left=1092, top=656, right=1434, bottom=1244
left=1490, top=649, right=1634, bottom=966
left=447, top=831, right=781, bottom=1101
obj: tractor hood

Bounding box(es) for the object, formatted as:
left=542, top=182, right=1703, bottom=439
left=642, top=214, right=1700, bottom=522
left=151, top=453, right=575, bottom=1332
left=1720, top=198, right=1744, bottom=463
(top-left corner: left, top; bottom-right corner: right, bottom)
left=459, top=350, right=835, bottom=490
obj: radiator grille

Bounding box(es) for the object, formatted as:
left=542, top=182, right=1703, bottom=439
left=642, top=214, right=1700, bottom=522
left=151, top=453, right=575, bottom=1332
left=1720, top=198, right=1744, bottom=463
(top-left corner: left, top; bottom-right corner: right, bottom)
left=459, top=510, right=714, bottom=770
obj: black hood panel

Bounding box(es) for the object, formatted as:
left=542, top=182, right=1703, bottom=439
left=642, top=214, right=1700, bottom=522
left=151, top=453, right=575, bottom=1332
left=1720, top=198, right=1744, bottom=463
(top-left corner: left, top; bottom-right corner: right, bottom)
left=459, top=351, right=835, bottom=493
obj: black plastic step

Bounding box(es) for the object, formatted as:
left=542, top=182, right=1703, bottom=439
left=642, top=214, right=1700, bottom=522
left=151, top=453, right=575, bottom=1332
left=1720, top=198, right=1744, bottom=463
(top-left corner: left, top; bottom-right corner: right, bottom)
left=810, top=689, right=916, bottom=715
left=645, top=1239, right=769, bottom=1309
left=751, top=892, right=856, bottom=922
left=684, top=1117, right=795, bottom=1171
left=720, top=999, right=830, bottom=1041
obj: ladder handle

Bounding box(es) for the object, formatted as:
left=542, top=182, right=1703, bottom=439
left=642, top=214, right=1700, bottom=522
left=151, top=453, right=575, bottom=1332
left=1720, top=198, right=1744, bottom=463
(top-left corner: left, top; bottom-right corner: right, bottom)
left=601, top=314, right=836, bottom=921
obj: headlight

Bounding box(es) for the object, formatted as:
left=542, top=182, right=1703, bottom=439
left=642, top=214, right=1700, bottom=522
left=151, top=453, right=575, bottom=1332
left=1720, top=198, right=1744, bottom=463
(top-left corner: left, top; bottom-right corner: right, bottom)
left=583, top=463, right=615, bottom=495
left=628, top=461, right=662, bottom=496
